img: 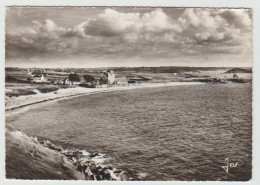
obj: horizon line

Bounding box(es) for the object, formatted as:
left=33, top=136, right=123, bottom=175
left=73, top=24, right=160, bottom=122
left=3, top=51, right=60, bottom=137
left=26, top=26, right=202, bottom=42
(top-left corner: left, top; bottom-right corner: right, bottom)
left=5, top=66, right=253, bottom=69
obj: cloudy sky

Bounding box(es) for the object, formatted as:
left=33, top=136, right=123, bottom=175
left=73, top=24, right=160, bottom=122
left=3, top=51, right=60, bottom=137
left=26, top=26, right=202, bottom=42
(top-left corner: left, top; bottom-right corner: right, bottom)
left=5, top=7, right=252, bottom=68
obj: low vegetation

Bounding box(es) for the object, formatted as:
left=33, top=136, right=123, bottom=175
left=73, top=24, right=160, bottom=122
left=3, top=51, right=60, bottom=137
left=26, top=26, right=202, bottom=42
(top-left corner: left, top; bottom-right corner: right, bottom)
left=79, top=84, right=96, bottom=88
left=6, top=86, right=61, bottom=97
left=225, top=68, right=252, bottom=73
left=229, top=78, right=251, bottom=83
left=6, top=89, right=36, bottom=97
left=5, top=67, right=253, bottom=99
left=36, top=86, right=59, bottom=93
left=5, top=76, right=31, bottom=84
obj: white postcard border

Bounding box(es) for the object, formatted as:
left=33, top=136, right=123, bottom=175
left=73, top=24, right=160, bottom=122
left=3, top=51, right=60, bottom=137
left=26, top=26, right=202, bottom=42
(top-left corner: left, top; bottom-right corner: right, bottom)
left=0, top=1, right=259, bottom=185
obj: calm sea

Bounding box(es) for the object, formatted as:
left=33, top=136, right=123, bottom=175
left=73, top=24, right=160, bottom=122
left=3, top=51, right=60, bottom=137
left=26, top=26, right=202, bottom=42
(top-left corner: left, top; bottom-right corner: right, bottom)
left=6, top=83, right=252, bottom=180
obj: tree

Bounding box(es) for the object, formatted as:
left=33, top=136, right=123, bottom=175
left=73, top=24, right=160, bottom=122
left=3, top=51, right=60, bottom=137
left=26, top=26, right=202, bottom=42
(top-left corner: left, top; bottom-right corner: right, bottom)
left=68, top=73, right=80, bottom=85
left=83, top=74, right=95, bottom=83
left=99, top=76, right=108, bottom=85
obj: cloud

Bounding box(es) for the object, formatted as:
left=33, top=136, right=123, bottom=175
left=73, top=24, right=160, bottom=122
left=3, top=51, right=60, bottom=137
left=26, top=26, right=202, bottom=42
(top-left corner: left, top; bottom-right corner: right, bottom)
left=20, top=8, right=183, bottom=43
left=178, top=8, right=251, bottom=31
left=142, top=9, right=182, bottom=33
left=5, top=8, right=253, bottom=67
left=31, top=19, right=88, bottom=38
left=176, top=8, right=252, bottom=46
left=219, top=9, right=252, bottom=31
left=178, top=9, right=220, bottom=30
left=84, top=9, right=141, bottom=37
left=193, top=28, right=241, bottom=44
left=8, top=8, right=252, bottom=45
left=40, top=19, right=66, bottom=32
left=84, top=8, right=182, bottom=41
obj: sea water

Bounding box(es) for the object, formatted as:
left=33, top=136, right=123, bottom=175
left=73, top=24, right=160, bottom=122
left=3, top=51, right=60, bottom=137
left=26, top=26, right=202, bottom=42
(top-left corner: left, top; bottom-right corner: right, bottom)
left=6, top=83, right=252, bottom=180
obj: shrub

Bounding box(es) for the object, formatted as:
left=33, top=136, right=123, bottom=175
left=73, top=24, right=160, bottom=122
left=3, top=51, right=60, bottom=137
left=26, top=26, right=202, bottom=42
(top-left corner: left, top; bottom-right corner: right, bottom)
left=6, top=89, right=36, bottom=97
left=37, top=86, right=59, bottom=93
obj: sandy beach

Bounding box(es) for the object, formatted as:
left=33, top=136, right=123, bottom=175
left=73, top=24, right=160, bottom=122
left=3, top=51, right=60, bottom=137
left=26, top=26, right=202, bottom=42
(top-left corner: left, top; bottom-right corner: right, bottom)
left=5, top=82, right=202, bottom=111
left=4, top=5, right=254, bottom=182
left=5, top=81, right=252, bottom=181
left=5, top=81, right=202, bottom=180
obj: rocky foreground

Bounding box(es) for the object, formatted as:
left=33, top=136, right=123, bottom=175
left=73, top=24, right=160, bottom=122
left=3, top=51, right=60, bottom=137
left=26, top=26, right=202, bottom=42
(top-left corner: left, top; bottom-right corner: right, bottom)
left=41, top=140, right=124, bottom=180
left=6, top=125, right=125, bottom=180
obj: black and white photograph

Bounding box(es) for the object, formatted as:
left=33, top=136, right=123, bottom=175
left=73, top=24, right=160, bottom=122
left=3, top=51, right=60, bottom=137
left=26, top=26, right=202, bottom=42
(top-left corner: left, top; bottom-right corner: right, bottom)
left=3, top=4, right=256, bottom=182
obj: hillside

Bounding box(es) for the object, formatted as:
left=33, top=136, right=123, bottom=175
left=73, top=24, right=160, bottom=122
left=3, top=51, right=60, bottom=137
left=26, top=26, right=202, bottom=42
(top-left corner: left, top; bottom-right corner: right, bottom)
left=225, top=68, right=252, bottom=73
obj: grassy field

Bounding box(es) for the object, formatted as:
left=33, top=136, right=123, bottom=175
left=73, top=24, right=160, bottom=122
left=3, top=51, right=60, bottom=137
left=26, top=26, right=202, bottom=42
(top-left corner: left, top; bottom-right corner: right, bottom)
left=5, top=67, right=252, bottom=97
left=5, top=88, right=37, bottom=97
left=5, top=83, right=69, bottom=97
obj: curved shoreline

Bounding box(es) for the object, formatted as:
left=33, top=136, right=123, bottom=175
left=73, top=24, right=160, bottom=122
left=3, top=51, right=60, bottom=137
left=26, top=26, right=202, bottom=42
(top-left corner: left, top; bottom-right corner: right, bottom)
left=5, top=82, right=202, bottom=113
left=5, top=81, right=202, bottom=180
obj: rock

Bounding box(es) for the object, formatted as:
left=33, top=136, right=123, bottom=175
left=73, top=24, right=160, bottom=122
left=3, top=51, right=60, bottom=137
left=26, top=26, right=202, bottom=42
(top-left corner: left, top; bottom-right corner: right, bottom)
left=103, top=171, right=111, bottom=180
left=114, top=169, right=122, bottom=173
left=43, top=140, right=62, bottom=152
left=82, top=164, right=88, bottom=172
left=90, top=152, right=99, bottom=158
left=107, top=166, right=113, bottom=170
left=89, top=175, right=95, bottom=180
left=91, top=168, right=98, bottom=174
left=99, top=175, right=104, bottom=180
left=75, top=162, right=83, bottom=172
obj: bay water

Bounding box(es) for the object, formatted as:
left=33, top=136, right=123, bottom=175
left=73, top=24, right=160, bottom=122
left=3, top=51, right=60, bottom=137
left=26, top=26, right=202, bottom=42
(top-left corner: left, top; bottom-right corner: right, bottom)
left=6, top=83, right=252, bottom=180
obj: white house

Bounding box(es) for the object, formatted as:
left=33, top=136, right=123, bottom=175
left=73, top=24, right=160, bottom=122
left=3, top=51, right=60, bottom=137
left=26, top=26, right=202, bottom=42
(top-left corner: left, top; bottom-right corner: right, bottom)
left=33, top=74, right=48, bottom=83
left=107, top=70, right=115, bottom=84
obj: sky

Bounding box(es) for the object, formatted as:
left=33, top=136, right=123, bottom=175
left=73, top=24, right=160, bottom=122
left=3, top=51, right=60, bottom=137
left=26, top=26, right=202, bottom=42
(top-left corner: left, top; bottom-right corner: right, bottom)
left=5, top=7, right=253, bottom=68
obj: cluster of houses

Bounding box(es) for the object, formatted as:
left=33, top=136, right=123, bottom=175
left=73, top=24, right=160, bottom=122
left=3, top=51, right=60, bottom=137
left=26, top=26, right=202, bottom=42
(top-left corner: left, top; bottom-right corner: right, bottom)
left=28, top=68, right=116, bottom=87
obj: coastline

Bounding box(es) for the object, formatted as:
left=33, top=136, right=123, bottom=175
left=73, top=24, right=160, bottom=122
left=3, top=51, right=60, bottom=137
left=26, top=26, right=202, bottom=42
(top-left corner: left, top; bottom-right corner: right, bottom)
left=5, top=81, right=252, bottom=180
left=5, top=82, right=202, bottom=112
left=5, top=81, right=202, bottom=180
left=5, top=124, right=125, bottom=180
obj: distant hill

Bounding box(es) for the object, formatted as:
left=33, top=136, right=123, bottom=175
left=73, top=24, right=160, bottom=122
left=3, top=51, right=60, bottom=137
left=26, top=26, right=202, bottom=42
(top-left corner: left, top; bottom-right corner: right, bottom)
left=225, top=68, right=252, bottom=73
